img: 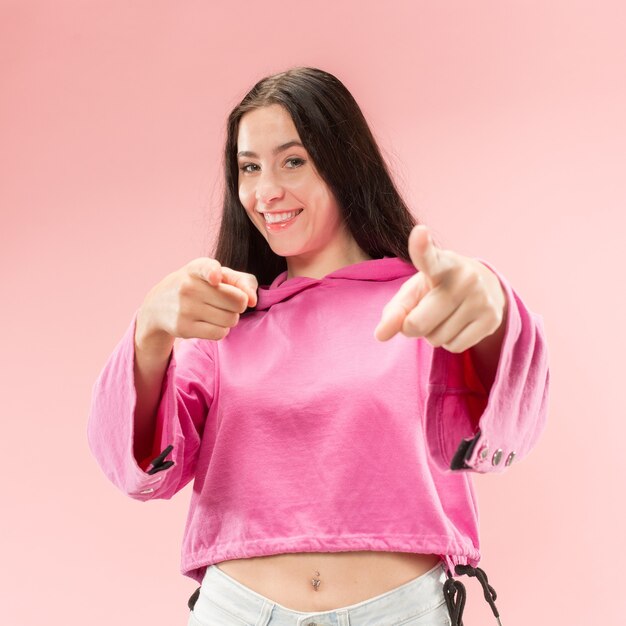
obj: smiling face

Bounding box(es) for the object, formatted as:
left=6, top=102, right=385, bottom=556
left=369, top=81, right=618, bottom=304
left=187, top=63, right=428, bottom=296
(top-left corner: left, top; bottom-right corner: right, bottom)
left=236, top=103, right=371, bottom=280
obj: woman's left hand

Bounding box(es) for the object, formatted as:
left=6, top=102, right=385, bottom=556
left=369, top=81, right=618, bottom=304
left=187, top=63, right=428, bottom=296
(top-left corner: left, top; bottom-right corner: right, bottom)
left=374, top=224, right=507, bottom=353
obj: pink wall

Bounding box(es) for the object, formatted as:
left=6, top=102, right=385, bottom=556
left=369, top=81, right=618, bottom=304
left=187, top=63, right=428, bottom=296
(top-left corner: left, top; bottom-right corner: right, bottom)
left=2, top=1, right=624, bottom=624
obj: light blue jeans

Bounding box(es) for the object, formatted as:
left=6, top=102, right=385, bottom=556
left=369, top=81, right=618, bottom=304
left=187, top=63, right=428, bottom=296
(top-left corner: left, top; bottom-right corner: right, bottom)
left=187, top=560, right=452, bottom=625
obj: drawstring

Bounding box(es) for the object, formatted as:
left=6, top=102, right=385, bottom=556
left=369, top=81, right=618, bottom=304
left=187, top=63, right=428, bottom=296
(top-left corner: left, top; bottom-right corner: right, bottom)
left=443, top=564, right=502, bottom=626
left=188, top=586, right=200, bottom=611
left=443, top=574, right=466, bottom=625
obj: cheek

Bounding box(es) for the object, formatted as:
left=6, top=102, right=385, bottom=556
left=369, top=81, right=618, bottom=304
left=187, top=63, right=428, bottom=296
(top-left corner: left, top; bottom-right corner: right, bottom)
left=306, top=175, right=333, bottom=206
left=312, top=184, right=339, bottom=217
left=238, top=182, right=253, bottom=208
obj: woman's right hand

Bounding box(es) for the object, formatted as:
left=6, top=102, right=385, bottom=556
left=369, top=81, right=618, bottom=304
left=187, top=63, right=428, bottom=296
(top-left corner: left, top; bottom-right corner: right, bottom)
left=135, top=257, right=259, bottom=346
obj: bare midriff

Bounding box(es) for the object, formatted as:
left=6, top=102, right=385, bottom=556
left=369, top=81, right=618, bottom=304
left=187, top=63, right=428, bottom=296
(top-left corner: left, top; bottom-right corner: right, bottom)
left=216, top=551, right=443, bottom=612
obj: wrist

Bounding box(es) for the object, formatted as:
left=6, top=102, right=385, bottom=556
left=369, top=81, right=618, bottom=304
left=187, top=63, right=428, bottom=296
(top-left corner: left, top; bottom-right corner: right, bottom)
left=134, top=307, right=174, bottom=356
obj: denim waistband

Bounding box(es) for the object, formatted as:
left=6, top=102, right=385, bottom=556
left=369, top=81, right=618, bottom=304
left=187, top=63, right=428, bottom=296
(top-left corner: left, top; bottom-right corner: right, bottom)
left=192, top=559, right=449, bottom=625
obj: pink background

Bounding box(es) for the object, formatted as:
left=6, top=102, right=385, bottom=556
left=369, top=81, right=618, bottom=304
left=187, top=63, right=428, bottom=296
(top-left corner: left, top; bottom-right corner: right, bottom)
left=1, top=1, right=624, bottom=624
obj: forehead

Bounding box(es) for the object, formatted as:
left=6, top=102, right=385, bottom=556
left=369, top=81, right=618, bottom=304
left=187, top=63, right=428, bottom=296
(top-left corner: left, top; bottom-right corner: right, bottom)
left=237, top=104, right=300, bottom=148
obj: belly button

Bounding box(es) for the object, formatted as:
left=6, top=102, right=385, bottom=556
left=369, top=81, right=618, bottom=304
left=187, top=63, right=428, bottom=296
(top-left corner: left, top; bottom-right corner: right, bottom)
left=311, top=570, right=321, bottom=591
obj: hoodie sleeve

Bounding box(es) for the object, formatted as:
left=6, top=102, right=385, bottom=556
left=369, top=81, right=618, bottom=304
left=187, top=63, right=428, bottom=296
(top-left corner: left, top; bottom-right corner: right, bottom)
left=424, top=258, right=550, bottom=474
left=86, top=308, right=215, bottom=500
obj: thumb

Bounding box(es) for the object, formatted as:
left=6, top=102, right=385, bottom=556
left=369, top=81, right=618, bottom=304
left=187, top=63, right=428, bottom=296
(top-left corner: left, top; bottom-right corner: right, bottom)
left=408, top=225, right=443, bottom=288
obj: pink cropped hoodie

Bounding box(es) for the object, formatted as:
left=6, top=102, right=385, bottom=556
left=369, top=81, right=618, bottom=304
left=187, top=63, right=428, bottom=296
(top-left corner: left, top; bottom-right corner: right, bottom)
left=86, top=256, right=550, bottom=593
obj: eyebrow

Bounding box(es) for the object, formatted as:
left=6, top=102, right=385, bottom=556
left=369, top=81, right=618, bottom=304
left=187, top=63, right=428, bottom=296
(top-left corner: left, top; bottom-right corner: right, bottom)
left=237, top=140, right=304, bottom=158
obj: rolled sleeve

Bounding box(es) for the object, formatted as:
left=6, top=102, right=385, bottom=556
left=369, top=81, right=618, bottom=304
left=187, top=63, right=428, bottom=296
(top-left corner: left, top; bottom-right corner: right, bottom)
left=424, top=258, right=550, bottom=474
left=86, top=309, right=215, bottom=500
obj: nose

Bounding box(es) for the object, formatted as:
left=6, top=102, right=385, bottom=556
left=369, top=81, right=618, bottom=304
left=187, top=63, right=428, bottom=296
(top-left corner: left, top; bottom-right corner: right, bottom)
left=255, top=169, right=285, bottom=206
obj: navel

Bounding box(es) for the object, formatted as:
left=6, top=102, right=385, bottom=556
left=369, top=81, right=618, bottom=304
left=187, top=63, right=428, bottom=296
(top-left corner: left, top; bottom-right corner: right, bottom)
left=311, top=570, right=321, bottom=591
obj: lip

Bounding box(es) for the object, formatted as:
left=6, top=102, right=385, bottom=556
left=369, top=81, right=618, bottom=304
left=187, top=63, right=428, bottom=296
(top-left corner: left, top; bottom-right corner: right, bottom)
left=260, top=208, right=302, bottom=215
left=263, top=209, right=303, bottom=231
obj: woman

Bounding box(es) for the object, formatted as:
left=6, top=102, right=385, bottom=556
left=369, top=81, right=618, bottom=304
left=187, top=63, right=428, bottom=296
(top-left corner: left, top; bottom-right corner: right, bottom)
left=87, top=67, right=549, bottom=625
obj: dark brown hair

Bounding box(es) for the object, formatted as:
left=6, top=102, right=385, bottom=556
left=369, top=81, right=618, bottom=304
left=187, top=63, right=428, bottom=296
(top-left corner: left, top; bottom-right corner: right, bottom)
left=213, top=66, right=421, bottom=288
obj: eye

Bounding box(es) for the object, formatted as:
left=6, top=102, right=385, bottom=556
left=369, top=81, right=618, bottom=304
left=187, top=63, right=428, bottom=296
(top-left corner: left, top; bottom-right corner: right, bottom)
left=239, top=157, right=306, bottom=174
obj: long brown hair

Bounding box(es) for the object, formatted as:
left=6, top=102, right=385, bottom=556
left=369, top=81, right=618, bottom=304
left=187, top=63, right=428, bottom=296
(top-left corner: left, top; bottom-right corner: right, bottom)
left=213, top=66, right=421, bottom=290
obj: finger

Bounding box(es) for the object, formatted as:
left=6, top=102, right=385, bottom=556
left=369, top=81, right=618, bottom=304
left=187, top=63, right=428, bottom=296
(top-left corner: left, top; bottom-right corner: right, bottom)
left=439, top=319, right=485, bottom=353
left=191, top=277, right=250, bottom=313
left=402, top=282, right=464, bottom=339
left=408, top=225, right=448, bottom=286
left=374, top=272, right=427, bottom=341
left=404, top=295, right=470, bottom=348
left=186, top=258, right=258, bottom=308
left=196, top=300, right=241, bottom=328
left=188, top=320, right=231, bottom=341
left=220, top=266, right=259, bottom=308
left=187, top=257, right=223, bottom=287
left=210, top=281, right=251, bottom=313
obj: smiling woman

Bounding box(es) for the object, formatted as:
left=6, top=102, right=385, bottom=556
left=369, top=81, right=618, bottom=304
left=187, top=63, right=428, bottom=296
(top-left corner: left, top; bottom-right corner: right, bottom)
left=236, top=103, right=373, bottom=280
left=87, top=66, right=549, bottom=626
left=215, top=67, right=419, bottom=288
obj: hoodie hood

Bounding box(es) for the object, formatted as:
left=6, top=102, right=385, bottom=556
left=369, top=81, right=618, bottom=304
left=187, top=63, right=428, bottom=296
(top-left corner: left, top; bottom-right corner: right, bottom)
left=254, top=256, right=417, bottom=311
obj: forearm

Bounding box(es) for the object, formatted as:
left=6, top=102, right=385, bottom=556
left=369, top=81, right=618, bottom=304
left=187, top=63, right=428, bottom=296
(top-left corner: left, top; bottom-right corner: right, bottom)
left=132, top=313, right=175, bottom=466
left=468, top=284, right=508, bottom=394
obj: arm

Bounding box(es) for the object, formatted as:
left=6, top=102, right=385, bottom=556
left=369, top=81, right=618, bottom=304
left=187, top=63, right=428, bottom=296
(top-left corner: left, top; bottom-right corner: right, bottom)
left=424, top=258, right=550, bottom=474
left=86, top=309, right=215, bottom=500
left=467, top=272, right=509, bottom=395
left=132, top=316, right=176, bottom=467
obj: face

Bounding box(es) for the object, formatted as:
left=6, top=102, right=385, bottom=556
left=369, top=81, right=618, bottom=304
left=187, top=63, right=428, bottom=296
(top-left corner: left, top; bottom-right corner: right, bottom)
left=237, top=104, right=361, bottom=279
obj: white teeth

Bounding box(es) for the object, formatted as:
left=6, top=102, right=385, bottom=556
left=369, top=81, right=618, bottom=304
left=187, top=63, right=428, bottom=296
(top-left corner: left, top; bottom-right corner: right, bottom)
left=264, top=209, right=302, bottom=224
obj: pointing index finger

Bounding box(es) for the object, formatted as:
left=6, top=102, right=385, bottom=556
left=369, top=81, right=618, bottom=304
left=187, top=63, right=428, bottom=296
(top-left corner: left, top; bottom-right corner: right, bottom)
left=374, top=272, right=426, bottom=341
left=220, top=266, right=258, bottom=308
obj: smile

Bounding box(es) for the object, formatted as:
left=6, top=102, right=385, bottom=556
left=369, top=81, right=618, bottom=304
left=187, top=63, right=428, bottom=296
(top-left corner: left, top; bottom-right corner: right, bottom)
left=263, top=209, right=304, bottom=224
left=264, top=209, right=304, bottom=231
